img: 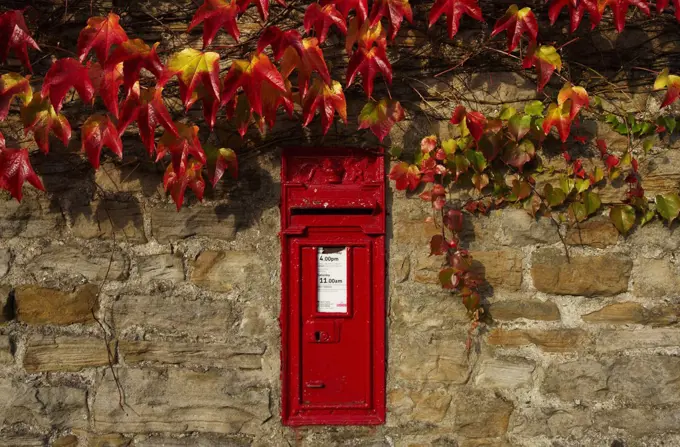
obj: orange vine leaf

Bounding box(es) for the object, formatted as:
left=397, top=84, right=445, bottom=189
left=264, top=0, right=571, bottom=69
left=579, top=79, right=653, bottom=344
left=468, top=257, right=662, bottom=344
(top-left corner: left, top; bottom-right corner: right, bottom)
left=156, top=122, right=207, bottom=178
left=522, top=43, right=562, bottom=92
left=221, top=53, right=286, bottom=116
left=302, top=78, right=348, bottom=134
left=368, top=0, right=413, bottom=40
left=0, top=72, right=32, bottom=121
left=81, top=114, right=123, bottom=169
left=88, top=62, right=124, bottom=118
left=163, top=158, right=206, bottom=210
left=20, top=93, right=71, bottom=153
left=76, top=12, right=128, bottom=63
left=428, top=0, right=483, bottom=39
left=491, top=5, right=538, bottom=52
left=105, top=39, right=167, bottom=94
left=654, top=68, right=680, bottom=108
left=358, top=98, right=405, bottom=141
left=303, top=3, right=348, bottom=44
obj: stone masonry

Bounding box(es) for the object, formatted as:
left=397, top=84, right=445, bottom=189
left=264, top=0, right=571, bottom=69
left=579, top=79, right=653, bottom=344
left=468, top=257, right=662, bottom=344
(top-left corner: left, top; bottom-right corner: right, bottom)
left=1, top=2, right=680, bottom=446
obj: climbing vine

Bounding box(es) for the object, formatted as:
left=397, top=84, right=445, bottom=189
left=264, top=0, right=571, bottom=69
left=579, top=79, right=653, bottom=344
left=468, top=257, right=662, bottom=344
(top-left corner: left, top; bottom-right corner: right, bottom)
left=1, top=0, right=680, bottom=340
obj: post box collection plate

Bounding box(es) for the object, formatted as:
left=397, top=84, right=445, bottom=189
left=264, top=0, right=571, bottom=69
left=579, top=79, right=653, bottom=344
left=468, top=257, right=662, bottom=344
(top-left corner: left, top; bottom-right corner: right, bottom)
left=280, top=147, right=385, bottom=426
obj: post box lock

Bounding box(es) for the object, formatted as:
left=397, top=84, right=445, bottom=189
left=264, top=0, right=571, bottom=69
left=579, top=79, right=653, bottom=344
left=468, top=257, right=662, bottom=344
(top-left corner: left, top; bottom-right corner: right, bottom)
left=281, top=148, right=386, bottom=426
left=304, top=320, right=339, bottom=343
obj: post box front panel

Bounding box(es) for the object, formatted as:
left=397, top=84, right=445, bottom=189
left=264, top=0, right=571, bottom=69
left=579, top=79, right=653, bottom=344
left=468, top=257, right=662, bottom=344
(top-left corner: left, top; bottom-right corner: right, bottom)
left=282, top=229, right=384, bottom=425
left=281, top=148, right=385, bottom=426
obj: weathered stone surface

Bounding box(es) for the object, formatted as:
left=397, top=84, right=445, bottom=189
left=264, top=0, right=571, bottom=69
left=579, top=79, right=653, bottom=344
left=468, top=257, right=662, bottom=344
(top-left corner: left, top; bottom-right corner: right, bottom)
left=190, top=251, right=263, bottom=292
left=0, top=436, right=45, bottom=446
left=52, top=435, right=78, bottom=447
left=474, top=358, right=534, bottom=389
left=633, top=258, right=680, bottom=297
left=609, top=356, right=680, bottom=404
left=120, top=340, right=264, bottom=369
left=132, top=434, right=252, bottom=447
left=453, top=390, right=514, bottom=438
left=596, top=328, right=680, bottom=352
left=114, top=295, right=232, bottom=337
left=393, top=255, right=410, bottom=283
left=414, top=250, right=523, bottom=291
left=543, top=360, right=609, bottom=402
left=0, top=377, right=88, bottom=431
left=393, top=336, right=469, bottom=384
left=136, top=254, right=184, bottom=282
left=410, top=388, right=452, bottom=423
left=71, top=199, right=146, bottom=243
left=582, top=302, right=679, bottom=325
left=93, top=368, right=270, bottom=433
left=15, top=284, right=98, bottom=325
left=391, top=293, right=470, bottom=329
left=595, top=407, right=680, bottom=436
left=531, top=249, right=632, bottom=296
left=469, top=250, right=523, bottom=291
left=487, top=329, right=588, bottom=352
left=23, top=336, right=112, bottom=372
left=150, top=206, right=238, bottom=243
left=0, top=336, right=12, bottom=365
left=394, top=220, right=441, bottom=244
left=0, top=198, right=64, bottom=238
left=493, top=209, right=560, bottom=246
left=95, top=161, right=161, bottom=194
left=489, top=300, right=560, bottom=321
left=0, top=249, right=10, bottom=278
left=69, top=432, right=131, bottom=447
left=565, top=218, right=619, bottom=248
left=29, top=245, right=128, bottom=282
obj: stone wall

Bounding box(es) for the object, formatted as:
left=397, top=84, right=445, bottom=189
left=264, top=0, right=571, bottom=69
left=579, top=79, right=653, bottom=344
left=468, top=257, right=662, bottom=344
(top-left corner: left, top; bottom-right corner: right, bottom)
left=1, top=1, right=680, bottom=446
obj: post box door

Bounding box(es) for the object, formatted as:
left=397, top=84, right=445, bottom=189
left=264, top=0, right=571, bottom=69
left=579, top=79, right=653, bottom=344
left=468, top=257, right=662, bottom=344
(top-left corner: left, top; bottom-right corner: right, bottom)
left=284, top=229, right=383, bottom=424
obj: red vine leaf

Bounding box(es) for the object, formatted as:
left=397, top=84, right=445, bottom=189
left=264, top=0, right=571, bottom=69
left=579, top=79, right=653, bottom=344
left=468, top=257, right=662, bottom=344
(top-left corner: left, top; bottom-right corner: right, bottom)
left=302, top=78, right=347, bottom=134
left=428, top=0, right=483, bottom=39
left=41, top=58, right=95, bottom=113
left=358, top=98, right=405, bottom=141
left=346, top=45, right=392, bottom=98
left=261, top=80, right=294, bottom=129
left=280, top=37, right=330, bottom=96
left=20, top=93, right=71, bottom=153
left=163, top=158, right=206, bottom=210
left=557, top=83, right=589, bottom=119
left=105, top=39, right=166, bottom=94
left=654, top=68, right=680, bottom=108
left=543, top=102, right=572, bottom=142
left=430, top=234, right=447, bottom=255
left=88, top=62, right=124, bottom=118
left=303, top=3, right=347, bottom=44
left=0, top=10, right=41, bottom=73
left=221, top=53, right=287, bottom=117
left=167, top=48, right=221, bottom=110
left=548, top=0, right=591, bottom=32
left=450, top=105, right=486, bottom=141
left=118, top=82, right=178, bottom=155
left=599, top=0, right=651, bottom=32
left=188, top=0, right=241, bottom=48
left=491, top=5, right=538, bottom=52
left=238, top=0, right=286, bottom=21
left=368, top=0, right=414, bottom=40
left=76, top=12, right=128, bottom=63
left=156, top=122, right=207, bottom=178
left=502, top=139, right=536, bottom=171
left=0, top=144, right=44, bottom=201
left=257, top=27, right=304, bottom=61
left=389, top=161, right=420, bottom=190
left=0, top=72, right=32, bottom=121
left=522, top=43, right=562, bottom=92
left=206, top=145, right=238, bottom=187
left=323, top=0, right=368, bottom=21
left=81, top=114, right=123, bottom=169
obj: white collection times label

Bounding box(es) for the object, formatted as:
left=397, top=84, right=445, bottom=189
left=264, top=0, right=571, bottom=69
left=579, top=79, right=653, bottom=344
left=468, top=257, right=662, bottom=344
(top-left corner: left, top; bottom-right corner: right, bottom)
left=317, top=247, right=348, bottom=313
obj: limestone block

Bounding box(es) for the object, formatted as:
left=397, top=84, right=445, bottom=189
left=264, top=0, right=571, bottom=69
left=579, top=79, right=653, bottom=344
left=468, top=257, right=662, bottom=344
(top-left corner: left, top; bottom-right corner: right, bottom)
left=136, top=253, right=184, bottom=282
left=23, top=336, right=112, bottom=373
left=15, top=284, right=98, bottom=325
left=92, top=368, right=271, bottom=433
left=119, top=340, right=264, bottom=369
left=531, top=248, right=631, bottom=296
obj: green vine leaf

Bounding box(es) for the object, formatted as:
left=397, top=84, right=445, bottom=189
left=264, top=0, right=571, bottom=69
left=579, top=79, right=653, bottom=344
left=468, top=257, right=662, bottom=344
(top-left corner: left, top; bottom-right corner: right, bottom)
left=655, top=193, right=680, bottom=225
left=610, top=205, right=636, bottom=234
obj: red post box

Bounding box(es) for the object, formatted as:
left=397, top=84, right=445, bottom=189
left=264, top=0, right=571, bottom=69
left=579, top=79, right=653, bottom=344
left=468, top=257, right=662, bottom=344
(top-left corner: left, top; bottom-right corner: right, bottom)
left=280, top=147, right=386, bottom=426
